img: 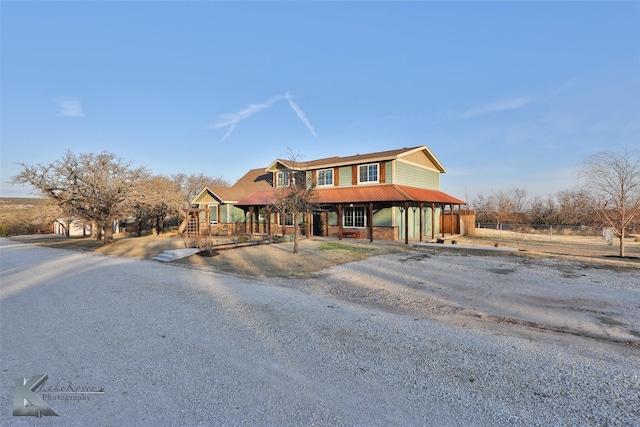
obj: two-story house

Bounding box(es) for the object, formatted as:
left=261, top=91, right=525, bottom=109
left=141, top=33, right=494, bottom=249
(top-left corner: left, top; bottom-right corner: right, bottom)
left=190, top=146, right=467, bottom=243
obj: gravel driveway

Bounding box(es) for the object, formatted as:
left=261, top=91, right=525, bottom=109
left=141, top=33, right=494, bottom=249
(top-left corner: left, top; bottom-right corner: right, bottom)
left=1, top=238, right=639, bottom=426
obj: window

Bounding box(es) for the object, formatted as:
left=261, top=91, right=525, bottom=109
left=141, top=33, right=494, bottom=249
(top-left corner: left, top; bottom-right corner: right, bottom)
left=359, top=164, right=378, bottom=183
left=278, top=212, right=294, bottom=226
left=208, top=205, right=218, bottom=225
left=344, top=206, right=366, bottom=228
left=276, top=171, right=290, bottom=187
left=317, top=168, right=333, bottom=187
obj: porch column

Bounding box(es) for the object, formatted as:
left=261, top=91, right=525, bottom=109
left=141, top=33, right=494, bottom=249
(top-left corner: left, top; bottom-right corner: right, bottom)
left=266, top=207, right=271, bottom=235
left=442, top=204, right=446, bottom=238
left=419, top=202, right=424, bottom=242
left=368, top=202, right=374, bottom=242
left=404, top=201, right=409, bottom=245
left=451, top=205, right=455, bottom=235
left=338, top=204, right=343, bottom=240
left=431, top=203, right=435, bottom=240
left=449, top=204, right=454, bottom=235
left=249, top=206, right=254, bottom=234
left=323, top=211, right=329, bottom=237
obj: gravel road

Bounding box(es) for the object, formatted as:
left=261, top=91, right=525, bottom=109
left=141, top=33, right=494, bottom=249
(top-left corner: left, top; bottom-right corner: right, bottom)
left=1, top=238, right=639, bottom=426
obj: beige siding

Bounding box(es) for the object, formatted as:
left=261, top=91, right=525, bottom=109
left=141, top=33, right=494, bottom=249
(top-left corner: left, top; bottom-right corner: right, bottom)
left=401, top=150, right=439, bottom=169
left=194, top=192, right=216, bottom=204
left=394, top=160, right=440, bottom=189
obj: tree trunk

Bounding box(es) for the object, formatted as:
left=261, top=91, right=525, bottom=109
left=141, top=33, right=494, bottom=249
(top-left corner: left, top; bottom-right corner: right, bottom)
left=103, top=219, right=114, bottom=243
left=92, top=220, right=102, bottom=240
left=137, top=218, right=144, bottom=236
left=293, top=212, right=299, bottom=254
left=619, top=227, right=625, bottom=257
left=155, top=215, right=164, bottom=235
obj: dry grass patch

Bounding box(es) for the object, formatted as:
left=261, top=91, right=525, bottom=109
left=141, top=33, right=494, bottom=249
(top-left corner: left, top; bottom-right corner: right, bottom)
left=175, top=239, right=409, bottom=278
left=13, top=233, right=185, bottom=260
left=14, top=234, right=409, bottom=278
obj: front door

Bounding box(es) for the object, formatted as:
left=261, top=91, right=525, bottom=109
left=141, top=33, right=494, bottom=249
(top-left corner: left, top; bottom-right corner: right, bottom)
left=313, top=213, right=323, bottom=236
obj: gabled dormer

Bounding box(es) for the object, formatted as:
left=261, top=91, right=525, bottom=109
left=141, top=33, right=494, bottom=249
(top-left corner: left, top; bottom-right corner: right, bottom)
left=265, top=161, right=302, bottom=188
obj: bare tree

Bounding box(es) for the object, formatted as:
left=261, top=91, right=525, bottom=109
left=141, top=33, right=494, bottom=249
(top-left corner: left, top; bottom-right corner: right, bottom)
left=485, top=188, right=529, bottom=230
left=580, top=146, right=640, bottom=257
left=530, top=195, right=559, bottom=226
left=12, top=151, right=148, bottom=243
left=554, top=189, right=593, bottom=226
left=470, top=193, right=493, bottom=223
left=270, top=149, right=317, bottom=254
left=171, top=173, right=230, bottom=207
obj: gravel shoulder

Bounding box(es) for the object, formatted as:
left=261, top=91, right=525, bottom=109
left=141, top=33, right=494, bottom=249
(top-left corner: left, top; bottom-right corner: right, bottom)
left=2, top=235, right=639, bottom=425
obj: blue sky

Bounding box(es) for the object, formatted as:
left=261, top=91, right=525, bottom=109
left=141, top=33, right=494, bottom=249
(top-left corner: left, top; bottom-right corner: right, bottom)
left=2, top=1, right=639, bottom=201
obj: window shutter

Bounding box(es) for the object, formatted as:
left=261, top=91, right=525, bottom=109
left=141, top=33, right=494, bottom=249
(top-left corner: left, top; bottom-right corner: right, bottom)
left=352, top=165, right=357, bottom=185
left=379, top=162, right=386, bottom=183
left=312, top=170, right=317, bottom=186
left=334, top=167, right=339, bottom=186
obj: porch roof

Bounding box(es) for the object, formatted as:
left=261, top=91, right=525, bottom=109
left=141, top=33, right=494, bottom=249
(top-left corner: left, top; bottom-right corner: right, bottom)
left=235, top=185, right=465, bottom=207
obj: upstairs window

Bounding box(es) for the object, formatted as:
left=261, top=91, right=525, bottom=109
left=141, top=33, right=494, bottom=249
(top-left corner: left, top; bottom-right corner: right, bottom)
left=276, top=171, right=290, bottom=187
left=359, top=164, right=378, bottom=183
left=317, top=168, right=333, bottom=187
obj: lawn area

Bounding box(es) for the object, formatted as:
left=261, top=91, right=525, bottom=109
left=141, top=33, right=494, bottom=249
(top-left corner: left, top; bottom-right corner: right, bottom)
left=11, top=233, right=409, bottom=278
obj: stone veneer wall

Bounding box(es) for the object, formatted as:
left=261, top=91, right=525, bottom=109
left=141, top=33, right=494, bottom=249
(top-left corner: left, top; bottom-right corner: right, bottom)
left=326, top=226, right=398, bottom=241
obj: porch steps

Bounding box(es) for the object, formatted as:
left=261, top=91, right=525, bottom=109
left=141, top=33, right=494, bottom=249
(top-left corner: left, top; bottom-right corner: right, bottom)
left=152, top=248, right=200, bottom=262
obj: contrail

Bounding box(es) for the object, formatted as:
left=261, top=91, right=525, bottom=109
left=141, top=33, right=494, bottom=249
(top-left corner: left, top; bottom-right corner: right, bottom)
left=209, top=95, right=284, bottom=140
left=221, top=124, right=236, bottom=142
left=209, top=93, right=316, bottom=141
left=286, top=92, right=317, bottom=137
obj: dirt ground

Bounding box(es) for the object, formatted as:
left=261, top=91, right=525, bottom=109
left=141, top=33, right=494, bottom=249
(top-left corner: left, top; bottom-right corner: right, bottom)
left=13, top=228, right=640, bottom=276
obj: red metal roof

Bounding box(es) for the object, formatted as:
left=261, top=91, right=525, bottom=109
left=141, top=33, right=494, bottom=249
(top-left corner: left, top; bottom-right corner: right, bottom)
left=235, top=189, right=277, bottom=206
left=236, top=185, right=465, bottom=206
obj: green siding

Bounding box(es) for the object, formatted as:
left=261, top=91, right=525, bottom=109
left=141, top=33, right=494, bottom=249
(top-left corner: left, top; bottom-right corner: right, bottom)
left=372, top=206, right=393, bottom=227
left=327, top=210, right=338, bottom=226
left=382, top=161, right=391, bottom=183
left=394, top=205, right=441, bottom=239
left=338, top=166, right=352, bottom=187
left=334, top=162, right=391, bottom=187
left=394, top=161, right=440, bottom=190
left=228, top=206, right=246, bottom=223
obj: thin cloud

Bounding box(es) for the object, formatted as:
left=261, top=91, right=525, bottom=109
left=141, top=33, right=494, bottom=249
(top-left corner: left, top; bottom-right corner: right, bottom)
left=210, top=93, right=317, bottom=141
left=285, top=92, right=316, bottom=137
left=57, top=98, right=84, bottom=117
left=462, top=96, right=531, bottom=119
